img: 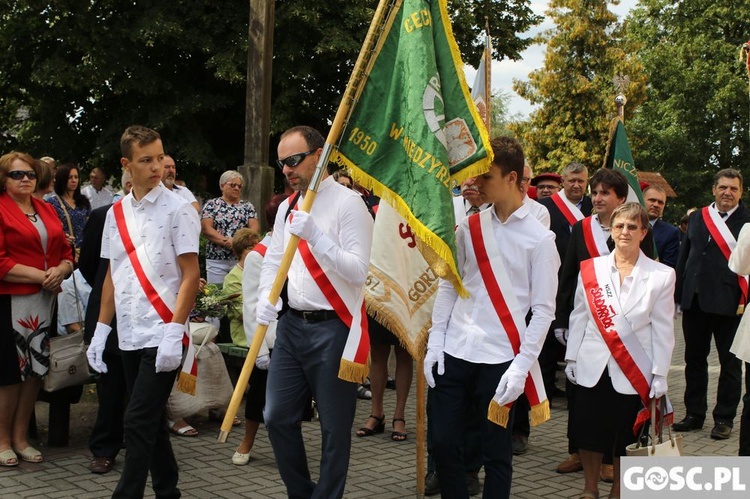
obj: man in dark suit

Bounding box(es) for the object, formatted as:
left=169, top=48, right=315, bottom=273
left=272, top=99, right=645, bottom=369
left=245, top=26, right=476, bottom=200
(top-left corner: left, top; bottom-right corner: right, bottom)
left=79, top=204, right=128, bottom=474
left=673, top=168, right=750, bottom=440
left=644, top=186, right=680, bottom=268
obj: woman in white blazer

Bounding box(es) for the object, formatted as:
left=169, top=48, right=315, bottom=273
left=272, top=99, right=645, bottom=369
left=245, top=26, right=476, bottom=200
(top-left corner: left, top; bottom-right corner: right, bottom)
left=565, top=203, right=675, bottom=499
left=729, top=223, right=750, bottom=456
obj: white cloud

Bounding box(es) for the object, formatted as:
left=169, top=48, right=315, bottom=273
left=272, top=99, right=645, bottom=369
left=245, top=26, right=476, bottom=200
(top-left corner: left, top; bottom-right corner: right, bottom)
left=463, top=0, right=639, bottom=120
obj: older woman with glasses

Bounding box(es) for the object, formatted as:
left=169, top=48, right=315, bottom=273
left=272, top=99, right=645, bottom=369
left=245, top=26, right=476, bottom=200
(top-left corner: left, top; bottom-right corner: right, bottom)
left=565, top=203, right=675, bottom=499
left=201, top=170, right=259, bottom=284
left=0, top=152, right=74, bottom=466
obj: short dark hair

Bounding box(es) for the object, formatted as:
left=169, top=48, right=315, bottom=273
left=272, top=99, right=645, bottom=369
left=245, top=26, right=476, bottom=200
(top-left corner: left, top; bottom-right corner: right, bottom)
left=280, top=126, right=325, bottom=151
left=714, top=168, right=743, bottom=189
left=265, top=193, right=288, bottom=227
left=589, top=168, right=628, bottom=200
left=121, top=125, right=161, bottom=159
left=490, top=136, right=525, bottom=187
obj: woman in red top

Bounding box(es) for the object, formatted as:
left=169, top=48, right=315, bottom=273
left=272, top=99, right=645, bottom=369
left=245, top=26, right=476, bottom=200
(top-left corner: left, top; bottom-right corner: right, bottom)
left=0, top=152, right=73, bottom=467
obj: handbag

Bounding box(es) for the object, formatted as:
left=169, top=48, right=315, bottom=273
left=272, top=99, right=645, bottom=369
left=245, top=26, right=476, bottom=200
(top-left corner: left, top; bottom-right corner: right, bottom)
left=626, top=397, right=684, bottom=457
left=43, top=270, right=92, bottom=392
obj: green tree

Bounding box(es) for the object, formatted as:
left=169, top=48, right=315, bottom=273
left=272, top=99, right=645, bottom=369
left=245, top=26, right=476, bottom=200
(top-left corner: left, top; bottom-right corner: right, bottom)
left=510, top=0, right=646, bottom=173
left=0, top=0, right=542, bottom=185
left=488, top=90, right=520, bottom=138
left=625, top=0, right=750, bottom=220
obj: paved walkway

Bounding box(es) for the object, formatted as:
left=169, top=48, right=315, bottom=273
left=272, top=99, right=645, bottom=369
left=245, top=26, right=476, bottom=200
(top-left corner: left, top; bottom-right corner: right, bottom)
left=0, top=319, right=744, bottom=498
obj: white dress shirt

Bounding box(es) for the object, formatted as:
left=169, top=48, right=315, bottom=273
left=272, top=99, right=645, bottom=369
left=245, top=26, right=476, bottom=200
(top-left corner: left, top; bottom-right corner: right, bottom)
left=433, top=203, right=560, bottom=365
left=453, top=196, right=491, bottom=223
left=523, top=194, right=551, bottom=229
left=172, top=184, right=198, bottom=205
left=101, top=184, right=201, bottom=350
left=260, top=176, right=373, bottom=311
left=82, top=184, right=114, bottom=210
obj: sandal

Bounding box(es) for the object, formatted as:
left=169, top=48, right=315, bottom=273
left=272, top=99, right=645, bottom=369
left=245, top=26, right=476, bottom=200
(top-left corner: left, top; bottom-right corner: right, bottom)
left=391, top=418, right=407, bottom=442
left=0, top=449, right=18, bottom=467
left=356, top=415, right=385, bottom=437
left=578, top=491, right=599, bottom=499
left=14, top=445, right=43, bottom=463
left=167, top=418, right=199, bottom=437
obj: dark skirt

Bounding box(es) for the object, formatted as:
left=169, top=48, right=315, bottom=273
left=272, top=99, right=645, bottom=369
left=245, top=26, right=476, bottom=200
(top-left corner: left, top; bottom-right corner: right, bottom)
left=0, top=295, right=22, bottom=385
left=571, top=368, right=642, bottom=457
left=368, top=314, right=399, bottom=346
left=244, top=358, right=269, bottom=422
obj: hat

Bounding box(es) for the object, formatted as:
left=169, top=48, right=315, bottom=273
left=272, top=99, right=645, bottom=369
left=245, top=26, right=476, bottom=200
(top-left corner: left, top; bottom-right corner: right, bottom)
left=530, top=172, right=562, bottom=186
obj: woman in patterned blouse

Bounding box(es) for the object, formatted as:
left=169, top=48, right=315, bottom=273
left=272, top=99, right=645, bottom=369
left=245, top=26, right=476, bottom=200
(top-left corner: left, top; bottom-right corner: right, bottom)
left=201, top=170, right=259, bottom=284
left=46, top=164, right=91, bottom=258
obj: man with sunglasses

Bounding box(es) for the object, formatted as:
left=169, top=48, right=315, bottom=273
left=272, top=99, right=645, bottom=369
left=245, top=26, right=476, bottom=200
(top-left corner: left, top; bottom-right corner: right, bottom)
left=258, top=126, right=373, bottom=499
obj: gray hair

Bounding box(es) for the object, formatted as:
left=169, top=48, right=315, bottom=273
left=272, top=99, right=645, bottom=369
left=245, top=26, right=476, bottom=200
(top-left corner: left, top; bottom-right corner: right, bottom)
left=610, top=202, right=649, bottom=230
left=219, top=170, right=242, bottom=187
left=562, top=162, right=588, bottom=177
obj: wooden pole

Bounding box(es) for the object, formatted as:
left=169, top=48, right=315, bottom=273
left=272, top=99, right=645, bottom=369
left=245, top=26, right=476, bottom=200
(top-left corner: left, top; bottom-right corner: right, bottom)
left=484, top=18, right=491, bottom=132
left=415, top=357, right=427, bottom=498
left=218, top=0, right=393, bottom=443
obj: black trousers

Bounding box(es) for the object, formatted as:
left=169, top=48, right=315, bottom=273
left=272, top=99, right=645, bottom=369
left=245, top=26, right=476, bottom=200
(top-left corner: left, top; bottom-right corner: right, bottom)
left=89, top=351, right=128, bottom=459
left=431, top=355, right=514, bottom=499
left=682, top=297, right=743, bottom=424
left=113, top=348, right=180, bottom=499
left=426, top=387, right=484, bottom=474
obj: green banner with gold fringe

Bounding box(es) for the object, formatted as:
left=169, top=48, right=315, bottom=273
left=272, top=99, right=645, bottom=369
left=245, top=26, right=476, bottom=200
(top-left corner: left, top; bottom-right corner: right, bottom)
left=333, top=0, right=492, bottom=294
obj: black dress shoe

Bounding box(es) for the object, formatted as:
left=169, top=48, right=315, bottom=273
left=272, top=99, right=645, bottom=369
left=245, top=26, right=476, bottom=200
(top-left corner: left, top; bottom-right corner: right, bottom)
left=672, top=415, right=704, bottom=432
left=89, top=456, right=115, bottom=474
left=711, top=423, right=732, bottom=440
left=424, top=471, right=440, bottom=496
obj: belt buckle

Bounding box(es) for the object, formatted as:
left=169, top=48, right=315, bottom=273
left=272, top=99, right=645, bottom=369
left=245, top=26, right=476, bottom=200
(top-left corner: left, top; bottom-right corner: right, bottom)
left=301, top=311, right=315, bottom=322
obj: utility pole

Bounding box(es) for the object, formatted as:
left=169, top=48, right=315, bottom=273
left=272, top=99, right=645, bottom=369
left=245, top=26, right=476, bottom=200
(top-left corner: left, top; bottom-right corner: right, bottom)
left=239, top=0, right=275, bottom=233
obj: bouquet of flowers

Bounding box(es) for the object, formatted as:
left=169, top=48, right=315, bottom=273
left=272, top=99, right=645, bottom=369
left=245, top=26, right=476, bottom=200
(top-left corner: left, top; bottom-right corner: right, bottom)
left=192, top=284, right=241, bottom=320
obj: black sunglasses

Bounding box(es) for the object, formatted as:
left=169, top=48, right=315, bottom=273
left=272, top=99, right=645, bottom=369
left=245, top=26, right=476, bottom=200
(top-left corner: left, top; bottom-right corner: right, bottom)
left=7, top=170, right=37, bottom=180
left=276, top=150, right=315, bottom=169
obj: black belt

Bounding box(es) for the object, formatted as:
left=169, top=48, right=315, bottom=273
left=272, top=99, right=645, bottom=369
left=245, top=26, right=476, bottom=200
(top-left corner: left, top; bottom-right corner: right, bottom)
left=289, top=308, right=339, bottom=323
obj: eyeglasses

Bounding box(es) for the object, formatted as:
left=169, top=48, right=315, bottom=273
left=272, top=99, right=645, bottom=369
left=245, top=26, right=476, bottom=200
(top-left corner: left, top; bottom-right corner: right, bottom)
left=276, top=150, right=315, bottom=169
left=7, top=170, right=37, bottom=180
left=537, top=184, right=558, bottom=190
left=612, top=223, right=641, bottom=232
left=226, top=183, right=242, bottom=189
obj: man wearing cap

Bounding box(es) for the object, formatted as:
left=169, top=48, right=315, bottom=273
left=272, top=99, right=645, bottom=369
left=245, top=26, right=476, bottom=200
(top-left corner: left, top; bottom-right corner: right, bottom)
left=531, top=172, right=562, bottom=200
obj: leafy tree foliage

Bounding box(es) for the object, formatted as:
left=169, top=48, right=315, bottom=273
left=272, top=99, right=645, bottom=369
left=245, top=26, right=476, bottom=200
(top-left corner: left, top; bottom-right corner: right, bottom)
left=625, top=0, right=750, bottom=220
left=510, top=0, right=646, bottom=173
left=0, top=0, right=541, bottom=185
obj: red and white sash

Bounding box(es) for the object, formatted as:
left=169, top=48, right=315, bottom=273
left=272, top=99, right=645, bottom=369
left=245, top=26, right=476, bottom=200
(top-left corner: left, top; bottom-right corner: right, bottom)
left=467, top=210, right=549, bottom=428
left=252, top=234, right=270, bottom=257
left=581, top=216, right=610, bottom=258
left=580, top=257, right=673, bottom=431
left=289, top=208, right=370, bottom=383
left=702, top=206, right=749, bottom=314
left=551, top=191, right=584, bottom=227
left=113, top=198, right=197, bottom=395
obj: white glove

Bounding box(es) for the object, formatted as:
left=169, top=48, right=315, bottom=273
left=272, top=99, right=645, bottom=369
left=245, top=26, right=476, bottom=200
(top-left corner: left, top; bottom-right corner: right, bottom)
left=87, top=322, right=112, bottom=374
left=288, top=210, right=324, bottom=245
left=257, top=296, right=282, bottom=326
left=554, top=328, right=568, bottom=346
left=649, top=374, right=668, bottom=399
left=155, top=322, right=185, bottom=373
left=256, top=354, right=271, bottom=370
left=493, top=366, right=527, bottom=406
left=565, top=360, right=577, bottom=384
left=424, top=328, right=446, bottom=388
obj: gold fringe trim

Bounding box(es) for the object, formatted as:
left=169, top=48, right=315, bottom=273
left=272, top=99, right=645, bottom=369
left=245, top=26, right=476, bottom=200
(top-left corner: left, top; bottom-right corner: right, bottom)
left=338, top=358, right=370, bottom=384
left=529, top=400, right=551, bottom=427
left=335, top=153, right=468, bottom=297
left=364, top=297, right=430, bottom=362
left=176, top=372, right=197, bottom=396
left=435, top=0, right=494, bottom=186
left=487, top=400, right=511, bottom=428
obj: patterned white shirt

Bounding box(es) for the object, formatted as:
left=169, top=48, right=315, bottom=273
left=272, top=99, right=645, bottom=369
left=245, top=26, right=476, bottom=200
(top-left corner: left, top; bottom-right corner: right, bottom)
left=82, top=184, right=114, bottom=210
left=101, top=184, right=200, bottom=350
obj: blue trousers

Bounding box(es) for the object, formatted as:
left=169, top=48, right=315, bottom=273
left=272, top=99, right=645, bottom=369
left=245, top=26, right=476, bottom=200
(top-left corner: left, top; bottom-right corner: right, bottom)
left=431, top=355, right=514, bottom=499
left=264, top=313, right=357, bottom=499
left=113, top=348, right=180, bottom=499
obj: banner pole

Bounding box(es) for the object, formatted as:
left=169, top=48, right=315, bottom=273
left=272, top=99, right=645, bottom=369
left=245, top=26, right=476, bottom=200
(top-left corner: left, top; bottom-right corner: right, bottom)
left=218, top=0, right=393, bottom=443
left=415, top=356, right=427, bottom=497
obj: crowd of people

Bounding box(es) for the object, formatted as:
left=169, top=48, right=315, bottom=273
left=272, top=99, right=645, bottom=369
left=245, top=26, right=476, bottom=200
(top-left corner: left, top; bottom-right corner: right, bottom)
left=1, top=123, right=749, bottom=499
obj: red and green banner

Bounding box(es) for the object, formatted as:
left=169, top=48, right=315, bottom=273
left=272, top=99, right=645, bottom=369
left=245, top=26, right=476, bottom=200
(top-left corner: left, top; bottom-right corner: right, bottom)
left=333, top=0, right=492, bottom=294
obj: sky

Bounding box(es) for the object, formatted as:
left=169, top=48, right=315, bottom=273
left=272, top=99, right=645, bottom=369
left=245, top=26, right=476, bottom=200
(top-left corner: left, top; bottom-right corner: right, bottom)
left=463, top=0, right=639, bottom=119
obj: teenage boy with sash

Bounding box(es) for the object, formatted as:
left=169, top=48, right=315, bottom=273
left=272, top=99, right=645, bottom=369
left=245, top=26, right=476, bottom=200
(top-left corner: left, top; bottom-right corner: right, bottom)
left=424, top=136, right=559, bottom=498
left=552, top=168, right=655, bottom=477
left=87, top=125, right=201, bottom=498
left=257, top=126, right=373, bottom=499
left=673, top=168, right=750, bottom=440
